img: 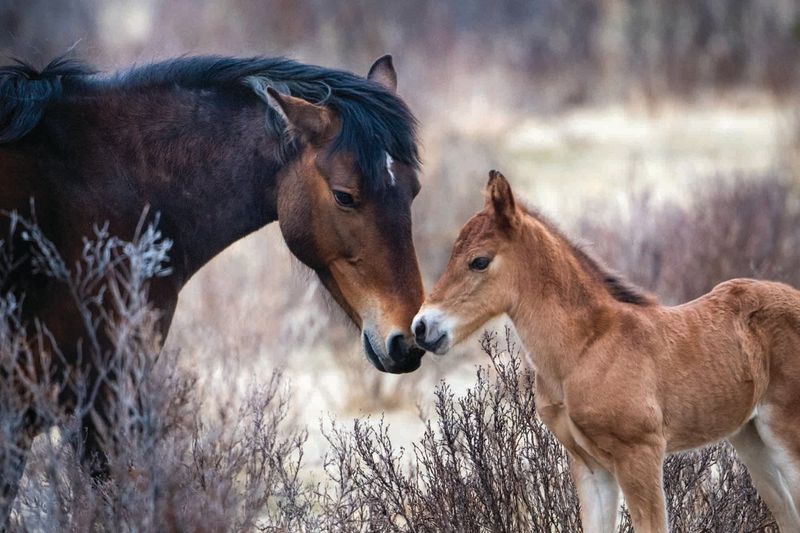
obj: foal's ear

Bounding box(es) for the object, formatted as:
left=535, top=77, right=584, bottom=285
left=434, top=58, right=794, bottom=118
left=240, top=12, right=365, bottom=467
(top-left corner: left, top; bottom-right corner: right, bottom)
left=486, top=170, right=519, bottom=230
left=264, top=87, right=331, bottom=142
left=367, top=54, right=397, bottom=93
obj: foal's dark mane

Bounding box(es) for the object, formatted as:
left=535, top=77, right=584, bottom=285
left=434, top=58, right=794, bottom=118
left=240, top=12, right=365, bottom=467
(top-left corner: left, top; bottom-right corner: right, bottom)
left=524, top=206, right=655, bottom=306
left=0, top=55, right=419, bottom=191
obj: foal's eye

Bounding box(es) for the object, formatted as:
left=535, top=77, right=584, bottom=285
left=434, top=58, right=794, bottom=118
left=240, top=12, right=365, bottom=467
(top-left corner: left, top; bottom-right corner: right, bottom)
left=469, top=256, right=492, bottom=271
left=333, top=190, right=356, bottom=208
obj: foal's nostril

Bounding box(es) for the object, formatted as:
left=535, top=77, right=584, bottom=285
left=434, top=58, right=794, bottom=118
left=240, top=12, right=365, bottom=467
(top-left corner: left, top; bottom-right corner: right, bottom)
left=414, top=319, right=426, bottom=341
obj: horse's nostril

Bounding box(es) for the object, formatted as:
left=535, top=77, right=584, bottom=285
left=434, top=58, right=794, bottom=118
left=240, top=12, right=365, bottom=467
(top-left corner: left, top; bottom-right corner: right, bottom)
left=414, top=319, right=426, bottom=340
left=386, top=332, right=424, bottom=373
left=388, top=332, right=406, bottom=359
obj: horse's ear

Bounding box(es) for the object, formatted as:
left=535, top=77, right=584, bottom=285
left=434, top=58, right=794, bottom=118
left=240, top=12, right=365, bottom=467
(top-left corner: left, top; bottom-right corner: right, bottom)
left=264, top=87, right=331, bottom=142
left=486, top=170, right=519, bottom=230
left=367, top=54, right=397, bottom=93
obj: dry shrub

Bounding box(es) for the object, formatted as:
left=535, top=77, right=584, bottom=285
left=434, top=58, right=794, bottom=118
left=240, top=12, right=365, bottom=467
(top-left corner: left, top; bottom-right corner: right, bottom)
left=0, top=214, right=309, bottom=532
left=316, top=330, right=580, bottom=533
left=658, top=443, right=775, bottom=532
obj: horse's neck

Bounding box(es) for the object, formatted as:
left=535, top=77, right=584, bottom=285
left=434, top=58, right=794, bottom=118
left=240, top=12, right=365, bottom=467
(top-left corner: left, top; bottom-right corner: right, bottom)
left=70, top=88, right=282, bottom=283
left=507, top=226, right=615, bottom=385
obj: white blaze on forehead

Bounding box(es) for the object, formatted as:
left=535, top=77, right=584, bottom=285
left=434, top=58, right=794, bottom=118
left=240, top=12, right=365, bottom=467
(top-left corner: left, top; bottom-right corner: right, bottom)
left=385, top=152, right=396, bottom=186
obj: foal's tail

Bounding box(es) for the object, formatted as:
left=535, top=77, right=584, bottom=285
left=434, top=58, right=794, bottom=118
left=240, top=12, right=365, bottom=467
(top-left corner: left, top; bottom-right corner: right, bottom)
left=0, top=56, right=93, bottom=144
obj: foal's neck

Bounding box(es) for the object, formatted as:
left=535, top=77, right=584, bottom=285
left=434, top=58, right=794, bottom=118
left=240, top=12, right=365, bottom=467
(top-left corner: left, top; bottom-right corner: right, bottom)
left=507, top=217, right=619, bottom=385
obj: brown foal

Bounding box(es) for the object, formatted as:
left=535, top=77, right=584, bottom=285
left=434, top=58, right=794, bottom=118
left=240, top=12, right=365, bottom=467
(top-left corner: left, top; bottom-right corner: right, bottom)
left=413, top=171, right=800, bottom=532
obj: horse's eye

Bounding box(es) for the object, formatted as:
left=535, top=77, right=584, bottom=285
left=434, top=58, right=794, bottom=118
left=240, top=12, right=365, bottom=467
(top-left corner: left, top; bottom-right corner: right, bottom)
left=333, top=190, right=356, bottom=208
left=469, top=256, right=492, bottom=271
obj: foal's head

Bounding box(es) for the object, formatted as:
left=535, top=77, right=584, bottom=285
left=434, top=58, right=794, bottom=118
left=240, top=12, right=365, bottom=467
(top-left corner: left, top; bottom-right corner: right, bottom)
left=413, top=170, right=526, bottom=354
left=263, top=57, right=425, bottom=373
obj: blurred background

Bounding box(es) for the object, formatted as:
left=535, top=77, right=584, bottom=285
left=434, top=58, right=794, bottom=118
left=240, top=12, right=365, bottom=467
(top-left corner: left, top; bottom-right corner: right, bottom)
left=4, top=0, right=800, bottom=459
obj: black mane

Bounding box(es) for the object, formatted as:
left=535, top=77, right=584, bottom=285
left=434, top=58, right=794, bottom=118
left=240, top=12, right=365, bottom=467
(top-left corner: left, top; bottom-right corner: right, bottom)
left=0, top=55, right=420, bottom=191
left=568, top=242, right=655, bottom=306
left=525, top=206, right=655, bottom=306
left=0, top=56, right=94, bottom=143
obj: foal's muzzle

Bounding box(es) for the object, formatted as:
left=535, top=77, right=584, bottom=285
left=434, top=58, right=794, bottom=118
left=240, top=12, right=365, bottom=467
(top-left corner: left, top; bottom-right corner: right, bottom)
left=411, top=308, right=453, bottom=355
left=363, top=329, right=424, bottom=374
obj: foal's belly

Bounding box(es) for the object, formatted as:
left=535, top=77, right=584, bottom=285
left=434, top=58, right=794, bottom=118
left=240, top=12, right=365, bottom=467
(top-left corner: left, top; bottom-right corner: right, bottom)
left=662, top=373, right=759, bottom=452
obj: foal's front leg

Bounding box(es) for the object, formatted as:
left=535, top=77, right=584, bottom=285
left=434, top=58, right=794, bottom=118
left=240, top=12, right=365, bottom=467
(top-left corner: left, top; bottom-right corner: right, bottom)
left=570, top=455, right=620, bottom=533
left=612, top=438, right=668, bottom=533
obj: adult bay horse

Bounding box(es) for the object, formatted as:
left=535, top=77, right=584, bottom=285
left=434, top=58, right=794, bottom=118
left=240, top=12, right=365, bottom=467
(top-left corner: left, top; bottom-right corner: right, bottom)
left=413, top=171, right=800, bottom=532
left=0, top=54, right=426, bottom=519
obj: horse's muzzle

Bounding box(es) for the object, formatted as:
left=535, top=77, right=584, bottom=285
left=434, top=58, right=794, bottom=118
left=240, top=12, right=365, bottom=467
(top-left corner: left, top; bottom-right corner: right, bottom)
left=363, top=331, right=424, bottom=373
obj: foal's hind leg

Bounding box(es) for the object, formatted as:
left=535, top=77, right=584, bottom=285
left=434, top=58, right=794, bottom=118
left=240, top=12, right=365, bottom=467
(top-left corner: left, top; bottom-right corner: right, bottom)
left=758, top=406, right=800, bottom=504
left=729, top=419, right=800, bottom=531
left=570, top=455, right=620, bottom=533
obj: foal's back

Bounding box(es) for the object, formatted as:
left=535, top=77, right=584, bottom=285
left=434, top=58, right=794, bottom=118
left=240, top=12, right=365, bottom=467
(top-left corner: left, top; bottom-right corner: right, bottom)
left=620, top=277, right=800, bottom=452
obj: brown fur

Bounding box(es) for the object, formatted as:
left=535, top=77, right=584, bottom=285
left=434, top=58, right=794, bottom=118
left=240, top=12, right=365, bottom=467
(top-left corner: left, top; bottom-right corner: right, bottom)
left=0, top=55, right=425, bottom=522
left=414, top=170, right=800, bottom=532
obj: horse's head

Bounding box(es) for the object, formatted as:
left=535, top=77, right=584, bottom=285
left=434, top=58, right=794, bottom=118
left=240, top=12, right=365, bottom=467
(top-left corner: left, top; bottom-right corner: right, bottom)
left=263, top=57, right=425, bottom=373
left=413, top=170, right=523, bottom=354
